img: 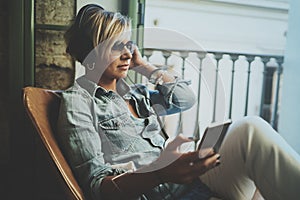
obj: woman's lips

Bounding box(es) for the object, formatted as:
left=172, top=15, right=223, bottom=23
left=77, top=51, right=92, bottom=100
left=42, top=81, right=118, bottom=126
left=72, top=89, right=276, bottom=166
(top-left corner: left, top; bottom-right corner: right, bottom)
left=118, top=64, right=129, bottom=70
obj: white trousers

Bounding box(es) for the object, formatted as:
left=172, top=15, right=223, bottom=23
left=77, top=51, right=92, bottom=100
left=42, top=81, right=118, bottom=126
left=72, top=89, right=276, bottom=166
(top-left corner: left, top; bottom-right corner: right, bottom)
left=200, top=116, right=300, bottom=200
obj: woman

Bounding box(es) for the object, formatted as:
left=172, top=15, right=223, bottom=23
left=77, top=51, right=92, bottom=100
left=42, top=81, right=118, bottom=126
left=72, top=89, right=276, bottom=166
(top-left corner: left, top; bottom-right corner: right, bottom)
left=57, top=4, right=300, bottom=200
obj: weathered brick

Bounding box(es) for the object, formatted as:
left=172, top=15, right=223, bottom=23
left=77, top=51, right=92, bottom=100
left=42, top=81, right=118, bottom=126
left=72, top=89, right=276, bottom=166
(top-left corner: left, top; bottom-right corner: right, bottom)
left=35, top=64, right=74, bottom=90
left=35, top=30, right=73, bottom=69
left=35, top=0, right=75, bottom=25
left=35, top=0, right=75, bottom=90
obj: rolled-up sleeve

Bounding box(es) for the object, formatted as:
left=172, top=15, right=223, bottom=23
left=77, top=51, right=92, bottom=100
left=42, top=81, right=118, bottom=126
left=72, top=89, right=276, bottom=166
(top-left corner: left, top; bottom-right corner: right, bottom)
left=150, top=78, right=196, bottom=115
left=56, top=90, right=121, bottom=200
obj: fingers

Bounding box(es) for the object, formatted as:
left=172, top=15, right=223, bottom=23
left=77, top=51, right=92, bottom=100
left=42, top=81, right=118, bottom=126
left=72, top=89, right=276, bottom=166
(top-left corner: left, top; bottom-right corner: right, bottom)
left=183, top=150, right=220, bottom=173
left=176, top=152, right=221, bottom=184
left=201, top=153, right=221, bottom=169
left=181, top=148, right=214, bottom=162
left=198, top=148, right=215, bottom=159
left=130, top=47, right=146, bottom=69
left=165, top=134, right=194, bottom=151
left=152, top=148, right=221, bottom=184
left=132, top=45, right=143, bottom=59
left=133, top=44, right=139, bottom=52
left=186, top=153, right=220, bottom=179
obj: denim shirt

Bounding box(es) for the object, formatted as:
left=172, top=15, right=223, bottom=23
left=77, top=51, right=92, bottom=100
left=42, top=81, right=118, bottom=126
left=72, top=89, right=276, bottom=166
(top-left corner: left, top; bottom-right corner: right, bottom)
left=57, top=76, right=196, bottom=200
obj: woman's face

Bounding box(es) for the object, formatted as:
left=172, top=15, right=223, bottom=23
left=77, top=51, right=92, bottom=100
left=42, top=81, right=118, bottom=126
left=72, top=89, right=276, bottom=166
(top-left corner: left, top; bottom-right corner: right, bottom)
left=100, top=39, right=134, bottom=82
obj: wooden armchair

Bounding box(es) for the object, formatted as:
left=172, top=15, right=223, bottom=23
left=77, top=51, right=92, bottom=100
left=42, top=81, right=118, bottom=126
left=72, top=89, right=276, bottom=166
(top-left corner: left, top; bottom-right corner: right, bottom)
left=23, top=86, right=86, bottom=200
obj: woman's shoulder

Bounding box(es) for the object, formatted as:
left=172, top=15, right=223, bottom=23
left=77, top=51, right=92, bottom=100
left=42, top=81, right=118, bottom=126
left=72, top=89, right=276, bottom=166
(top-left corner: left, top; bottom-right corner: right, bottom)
left=60, top=83, right=94, bottom=106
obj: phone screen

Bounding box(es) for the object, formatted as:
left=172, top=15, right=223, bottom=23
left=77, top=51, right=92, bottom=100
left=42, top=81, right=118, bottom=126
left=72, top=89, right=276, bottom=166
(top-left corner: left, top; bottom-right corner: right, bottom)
left=197, top=121, right=232, bottom=153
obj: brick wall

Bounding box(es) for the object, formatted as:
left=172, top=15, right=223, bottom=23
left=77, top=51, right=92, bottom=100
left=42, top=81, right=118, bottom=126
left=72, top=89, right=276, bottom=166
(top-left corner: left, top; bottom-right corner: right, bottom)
left=35, top=0, right=75, bottom=90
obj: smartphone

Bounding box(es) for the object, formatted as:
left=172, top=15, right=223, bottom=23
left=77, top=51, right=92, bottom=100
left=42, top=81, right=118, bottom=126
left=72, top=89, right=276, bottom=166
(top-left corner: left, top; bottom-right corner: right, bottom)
left=197, top=120, right=232, bottom=153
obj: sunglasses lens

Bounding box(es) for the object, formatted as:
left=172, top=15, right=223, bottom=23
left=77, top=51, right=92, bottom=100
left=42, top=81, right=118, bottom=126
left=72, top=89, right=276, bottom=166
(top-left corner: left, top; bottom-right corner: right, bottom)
left=112, top=41, right=134, bottom=54
left=126, top=41, right=134, bottom=54
left=112, top=43, right=123, bottom=51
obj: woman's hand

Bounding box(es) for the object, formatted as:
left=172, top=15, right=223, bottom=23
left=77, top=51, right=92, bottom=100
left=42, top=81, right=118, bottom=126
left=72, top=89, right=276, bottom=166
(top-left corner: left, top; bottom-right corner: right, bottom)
left=101, top=135, right=220, bottom=199
left=129, top=44, right=175, bottom=82
left=128, top=45, right=159, bottom=78
left=140, top=135, right=221, bottom=184
left=129, top=45, right=148, bottom=69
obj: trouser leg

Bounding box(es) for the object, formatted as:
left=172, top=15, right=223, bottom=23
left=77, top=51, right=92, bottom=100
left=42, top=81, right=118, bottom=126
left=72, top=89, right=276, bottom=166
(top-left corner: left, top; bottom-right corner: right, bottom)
left=200, top=116, right=300, bottom=200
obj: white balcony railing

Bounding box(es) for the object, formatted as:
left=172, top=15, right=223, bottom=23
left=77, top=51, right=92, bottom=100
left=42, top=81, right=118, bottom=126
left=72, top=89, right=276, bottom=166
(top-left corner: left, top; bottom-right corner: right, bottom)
left=140, top=48, right=283, bottom=140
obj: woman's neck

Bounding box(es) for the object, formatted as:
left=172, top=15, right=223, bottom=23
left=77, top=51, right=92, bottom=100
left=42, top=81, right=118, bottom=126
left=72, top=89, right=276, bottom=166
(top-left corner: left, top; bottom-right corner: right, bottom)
left=84, top=71, right=117, bottom=91
left=98, top=78, right=117, bottom=91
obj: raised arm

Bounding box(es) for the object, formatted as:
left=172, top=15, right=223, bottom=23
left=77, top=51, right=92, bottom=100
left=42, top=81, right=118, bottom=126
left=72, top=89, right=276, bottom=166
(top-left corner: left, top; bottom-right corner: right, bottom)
left=130, top=47, right=196, bottom=115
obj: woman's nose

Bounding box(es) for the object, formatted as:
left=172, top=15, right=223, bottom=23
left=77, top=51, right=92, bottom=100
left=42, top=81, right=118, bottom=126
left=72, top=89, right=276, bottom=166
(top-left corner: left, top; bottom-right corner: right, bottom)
left=121, top=48, right=133, bottom=59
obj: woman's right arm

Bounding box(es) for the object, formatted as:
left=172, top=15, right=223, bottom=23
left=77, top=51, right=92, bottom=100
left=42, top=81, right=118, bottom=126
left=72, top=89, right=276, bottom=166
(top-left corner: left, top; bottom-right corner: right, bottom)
left=100, top=135, right=220, bottom=200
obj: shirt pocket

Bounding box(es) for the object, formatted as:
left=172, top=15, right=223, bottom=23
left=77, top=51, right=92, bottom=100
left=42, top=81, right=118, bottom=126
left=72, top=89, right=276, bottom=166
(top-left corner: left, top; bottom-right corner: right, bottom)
left=98, top=113, right=139, bottom=154
left=141, top=116, right=165, bottom=149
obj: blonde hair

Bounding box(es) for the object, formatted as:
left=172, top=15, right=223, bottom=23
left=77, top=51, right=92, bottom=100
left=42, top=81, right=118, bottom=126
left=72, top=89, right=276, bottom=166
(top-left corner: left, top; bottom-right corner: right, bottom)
left=65, top=5, right=131, bottom=63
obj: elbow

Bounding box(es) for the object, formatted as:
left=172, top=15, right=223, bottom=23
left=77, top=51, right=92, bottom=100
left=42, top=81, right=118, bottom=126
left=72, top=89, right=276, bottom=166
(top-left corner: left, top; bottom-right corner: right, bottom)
left=177, top=91, right=196, bottom=111
left=185, top=93, right=196, bottom=110
left=169, top=90, right=196, bottom=114
left=172, top=81, right=196, bottom=111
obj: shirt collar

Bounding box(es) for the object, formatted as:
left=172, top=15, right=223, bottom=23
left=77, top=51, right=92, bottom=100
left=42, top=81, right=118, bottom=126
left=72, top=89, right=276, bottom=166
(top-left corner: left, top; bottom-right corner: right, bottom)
left=76, top=75, right=131, bottom=97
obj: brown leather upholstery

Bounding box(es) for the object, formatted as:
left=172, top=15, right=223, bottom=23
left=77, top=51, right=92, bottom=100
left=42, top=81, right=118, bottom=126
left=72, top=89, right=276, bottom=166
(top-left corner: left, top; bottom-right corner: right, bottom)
left=23, top=86, right=86, bottom=200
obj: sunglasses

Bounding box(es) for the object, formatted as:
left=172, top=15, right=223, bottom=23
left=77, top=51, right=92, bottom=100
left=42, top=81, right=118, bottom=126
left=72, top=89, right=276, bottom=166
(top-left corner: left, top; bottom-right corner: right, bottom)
left=111, top=41, right=135, bottom=54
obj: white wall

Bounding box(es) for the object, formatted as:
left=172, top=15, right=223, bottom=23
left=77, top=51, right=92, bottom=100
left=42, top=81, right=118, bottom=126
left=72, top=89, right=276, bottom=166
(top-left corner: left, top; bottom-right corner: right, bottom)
left=278, top=0, right=300, bottom=153
left=144, top=0, right=288, bottom=54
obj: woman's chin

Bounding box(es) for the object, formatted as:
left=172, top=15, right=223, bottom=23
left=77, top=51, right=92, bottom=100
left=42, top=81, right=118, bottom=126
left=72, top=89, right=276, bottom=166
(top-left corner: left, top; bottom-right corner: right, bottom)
left=118, top=71, right=128, bottom=79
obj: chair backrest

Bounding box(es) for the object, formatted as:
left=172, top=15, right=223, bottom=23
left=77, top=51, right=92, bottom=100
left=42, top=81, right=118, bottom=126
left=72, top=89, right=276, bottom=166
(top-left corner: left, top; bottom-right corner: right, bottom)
left=23, top=86, right=86, bottom=200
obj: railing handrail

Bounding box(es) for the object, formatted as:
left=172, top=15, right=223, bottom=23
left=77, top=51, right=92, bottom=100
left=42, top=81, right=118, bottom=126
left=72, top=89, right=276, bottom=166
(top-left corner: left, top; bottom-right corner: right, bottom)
left=144, top=47, right=284, bottom=60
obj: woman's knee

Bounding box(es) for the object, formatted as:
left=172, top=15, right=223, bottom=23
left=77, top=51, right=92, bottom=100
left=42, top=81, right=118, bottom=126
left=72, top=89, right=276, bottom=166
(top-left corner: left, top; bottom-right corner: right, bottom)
left=229, top=116, right=272, bottom=136
left=224, top=116, right=275, bottom=149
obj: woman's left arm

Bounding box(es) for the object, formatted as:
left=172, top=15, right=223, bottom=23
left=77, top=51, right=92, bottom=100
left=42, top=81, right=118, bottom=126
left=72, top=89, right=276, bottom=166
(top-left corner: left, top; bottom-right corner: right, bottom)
left=149, top=76, right=196, bottom=115
left=130, top=47, right=196, bottom=115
